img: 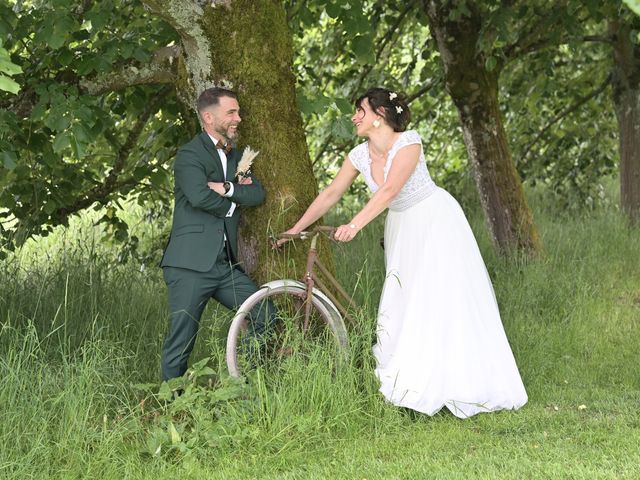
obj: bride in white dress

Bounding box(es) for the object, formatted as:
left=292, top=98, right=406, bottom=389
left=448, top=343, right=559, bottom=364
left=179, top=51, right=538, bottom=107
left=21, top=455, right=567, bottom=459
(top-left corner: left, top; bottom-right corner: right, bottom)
left=284, top=87, right=527, bottom=418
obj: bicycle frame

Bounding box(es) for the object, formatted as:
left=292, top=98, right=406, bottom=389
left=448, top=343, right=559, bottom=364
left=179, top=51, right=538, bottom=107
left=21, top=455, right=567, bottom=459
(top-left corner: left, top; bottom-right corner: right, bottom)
left=286, top=228, right=358, bottom=330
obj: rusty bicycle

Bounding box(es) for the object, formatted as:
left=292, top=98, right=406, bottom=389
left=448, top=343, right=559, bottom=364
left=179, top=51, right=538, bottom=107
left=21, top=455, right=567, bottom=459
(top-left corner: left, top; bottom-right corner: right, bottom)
left=225, top=226, right=356, bottom=377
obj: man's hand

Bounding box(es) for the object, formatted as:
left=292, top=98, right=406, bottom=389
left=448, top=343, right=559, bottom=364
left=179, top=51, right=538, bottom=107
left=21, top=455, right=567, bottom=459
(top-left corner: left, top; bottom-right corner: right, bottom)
left=238, top=177, right=253, bottom=185
left=207, top=181, right=226, bottom=195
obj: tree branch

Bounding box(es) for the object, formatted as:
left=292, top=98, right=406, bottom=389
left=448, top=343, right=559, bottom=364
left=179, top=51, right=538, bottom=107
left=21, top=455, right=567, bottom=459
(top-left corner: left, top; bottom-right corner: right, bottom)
left=581, top=34, right=614, bottom=44
left=520, top=74, right=612, bottom=164
left=2, top=46, right=181, bottom=118
left=80, top=46, right=180, bottom=95
left=142, top=0, right=216, bottom=102
left=502, top=6, right=592, bottom=61
left=312, top=136, right=335, bottom=167
left=351, top=0, right=418, bottom=99
left=52, top=87, right=171, bottom=221
left=406, top=76, right=441, bottom=104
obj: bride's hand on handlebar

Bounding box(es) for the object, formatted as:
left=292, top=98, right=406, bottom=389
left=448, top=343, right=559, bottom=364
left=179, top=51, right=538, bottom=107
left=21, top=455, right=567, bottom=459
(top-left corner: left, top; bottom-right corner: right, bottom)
left=334, top=223, right=359, bottom=242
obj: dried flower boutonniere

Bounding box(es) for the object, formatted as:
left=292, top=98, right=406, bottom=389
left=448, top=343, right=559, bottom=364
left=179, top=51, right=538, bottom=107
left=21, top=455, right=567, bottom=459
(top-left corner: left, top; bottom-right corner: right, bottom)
left=235, top=146, right=259, bottom=181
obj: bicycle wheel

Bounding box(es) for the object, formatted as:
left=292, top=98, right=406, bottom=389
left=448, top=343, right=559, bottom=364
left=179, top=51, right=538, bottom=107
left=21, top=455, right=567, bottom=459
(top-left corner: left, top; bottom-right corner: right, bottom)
left=226, top=280, right=349, bottom=378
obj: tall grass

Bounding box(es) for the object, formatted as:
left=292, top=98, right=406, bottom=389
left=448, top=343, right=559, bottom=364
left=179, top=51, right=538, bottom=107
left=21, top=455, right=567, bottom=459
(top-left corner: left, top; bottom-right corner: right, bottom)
left=1, top=194, right=639, bottom=478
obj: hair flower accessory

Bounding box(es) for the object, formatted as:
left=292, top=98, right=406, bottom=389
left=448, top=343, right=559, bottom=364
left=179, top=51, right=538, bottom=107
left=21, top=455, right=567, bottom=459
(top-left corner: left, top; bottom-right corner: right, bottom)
left=389, top=92, right=398, bottom=101
left=396, top=105, right=403, bottom=114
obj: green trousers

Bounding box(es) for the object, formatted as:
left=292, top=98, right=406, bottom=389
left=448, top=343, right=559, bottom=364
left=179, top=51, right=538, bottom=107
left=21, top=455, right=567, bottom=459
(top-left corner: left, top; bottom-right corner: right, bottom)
left=161, top=248, right=275, bottom=380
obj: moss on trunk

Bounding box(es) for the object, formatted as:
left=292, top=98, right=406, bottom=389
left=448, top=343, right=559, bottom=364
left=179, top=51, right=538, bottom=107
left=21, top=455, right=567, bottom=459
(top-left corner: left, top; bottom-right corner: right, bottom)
left=149, top=0, right=334, bottom=282
left=201, top=0, right=333, bottom=280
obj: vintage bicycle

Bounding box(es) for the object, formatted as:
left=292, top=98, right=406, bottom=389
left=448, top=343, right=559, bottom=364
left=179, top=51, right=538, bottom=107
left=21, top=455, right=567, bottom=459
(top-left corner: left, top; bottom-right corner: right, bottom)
left=225, top=226, right=356, bottom=377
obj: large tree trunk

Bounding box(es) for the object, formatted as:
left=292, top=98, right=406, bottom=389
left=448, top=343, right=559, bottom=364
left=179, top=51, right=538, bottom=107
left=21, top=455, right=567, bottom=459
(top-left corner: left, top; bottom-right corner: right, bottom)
left=424, top=1, right=542, bottom=255
left=145, top=0, right=331, bottom=280
left=610, top=19, right=640, bottom=226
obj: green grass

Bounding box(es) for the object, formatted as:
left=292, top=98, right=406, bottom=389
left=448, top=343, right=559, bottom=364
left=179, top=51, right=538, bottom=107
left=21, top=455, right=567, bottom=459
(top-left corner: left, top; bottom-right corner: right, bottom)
left=1, top=199, right=639, bottom=479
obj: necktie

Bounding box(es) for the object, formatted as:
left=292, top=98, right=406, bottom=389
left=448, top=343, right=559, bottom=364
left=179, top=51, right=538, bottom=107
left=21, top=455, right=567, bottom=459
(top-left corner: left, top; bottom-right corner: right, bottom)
left=215, top=140, right=232, bottom=155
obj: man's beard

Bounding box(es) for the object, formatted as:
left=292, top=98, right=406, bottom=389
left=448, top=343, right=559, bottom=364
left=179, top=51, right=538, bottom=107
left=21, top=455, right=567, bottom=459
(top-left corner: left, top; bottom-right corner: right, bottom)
left=215, top=124, right=239, bottom=143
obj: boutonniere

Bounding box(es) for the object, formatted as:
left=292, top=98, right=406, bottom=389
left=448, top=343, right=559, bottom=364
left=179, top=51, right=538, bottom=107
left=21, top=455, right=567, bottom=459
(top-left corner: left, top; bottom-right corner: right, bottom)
left=235, top=146, right=259, bottom=181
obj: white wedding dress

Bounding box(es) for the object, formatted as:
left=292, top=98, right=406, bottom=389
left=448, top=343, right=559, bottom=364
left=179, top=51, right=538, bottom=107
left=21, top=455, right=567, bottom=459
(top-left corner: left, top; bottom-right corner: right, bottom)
left=348, top=130, right=528, bottom=418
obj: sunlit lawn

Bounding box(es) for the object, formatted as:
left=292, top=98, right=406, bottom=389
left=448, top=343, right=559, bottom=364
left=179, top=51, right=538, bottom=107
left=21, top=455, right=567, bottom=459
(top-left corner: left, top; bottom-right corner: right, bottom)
left=1, top=193, right=639, bottom=479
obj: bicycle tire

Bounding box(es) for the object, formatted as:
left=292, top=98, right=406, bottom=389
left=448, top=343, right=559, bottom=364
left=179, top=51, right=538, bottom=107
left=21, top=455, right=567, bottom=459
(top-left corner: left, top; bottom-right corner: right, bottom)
left=226, top=280, right=349, bottom=378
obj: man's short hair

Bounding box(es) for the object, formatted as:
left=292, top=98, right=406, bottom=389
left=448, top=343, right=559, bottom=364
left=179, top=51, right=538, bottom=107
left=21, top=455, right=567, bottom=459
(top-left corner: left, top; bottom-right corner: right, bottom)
left=197, top=87, right=237, bottom=113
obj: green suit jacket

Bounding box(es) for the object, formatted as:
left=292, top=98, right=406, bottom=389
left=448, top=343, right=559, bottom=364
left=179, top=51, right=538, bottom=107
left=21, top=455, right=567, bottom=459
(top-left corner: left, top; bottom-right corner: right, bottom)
left=161, top=131, right=265, bottom=272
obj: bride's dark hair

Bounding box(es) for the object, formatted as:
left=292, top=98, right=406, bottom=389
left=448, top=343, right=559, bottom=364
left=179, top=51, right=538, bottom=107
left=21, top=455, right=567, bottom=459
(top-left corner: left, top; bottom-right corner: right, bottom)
left=355, top=87, right=411, bottom=132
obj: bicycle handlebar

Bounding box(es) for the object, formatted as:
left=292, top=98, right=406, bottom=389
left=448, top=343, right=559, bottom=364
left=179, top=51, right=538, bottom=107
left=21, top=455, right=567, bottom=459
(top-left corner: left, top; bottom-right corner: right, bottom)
left=278, top=225, right=336, bottom=240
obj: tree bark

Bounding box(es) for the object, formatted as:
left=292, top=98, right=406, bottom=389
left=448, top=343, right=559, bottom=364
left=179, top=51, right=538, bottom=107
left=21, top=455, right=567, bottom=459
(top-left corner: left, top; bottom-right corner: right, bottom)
left=610, top=19, right=640, bottom=225
left=424, top=1, right=542, bottom=255
left=143, top=0, right=331, bottom=281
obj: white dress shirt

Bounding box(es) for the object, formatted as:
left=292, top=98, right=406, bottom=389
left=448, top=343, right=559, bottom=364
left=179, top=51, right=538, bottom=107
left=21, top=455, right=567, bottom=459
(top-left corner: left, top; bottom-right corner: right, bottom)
left=208, top=133, right=237, bottom=218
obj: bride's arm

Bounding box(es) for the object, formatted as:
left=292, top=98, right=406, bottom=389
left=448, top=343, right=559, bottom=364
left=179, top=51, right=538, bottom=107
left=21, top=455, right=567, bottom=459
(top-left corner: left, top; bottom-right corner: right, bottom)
left=287, top=157, right=359, bottom=234
left=334, top=144, right=420, bottom=241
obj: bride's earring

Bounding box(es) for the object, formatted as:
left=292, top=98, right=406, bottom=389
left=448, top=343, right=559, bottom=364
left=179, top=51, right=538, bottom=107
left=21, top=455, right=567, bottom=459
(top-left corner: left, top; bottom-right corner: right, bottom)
left=373, top=119, right=381, bottom=128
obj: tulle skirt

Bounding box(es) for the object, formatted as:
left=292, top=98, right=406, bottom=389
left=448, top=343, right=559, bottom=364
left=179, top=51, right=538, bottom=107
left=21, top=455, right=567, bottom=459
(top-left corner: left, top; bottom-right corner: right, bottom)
left=373, top=187, right=528, bottom=418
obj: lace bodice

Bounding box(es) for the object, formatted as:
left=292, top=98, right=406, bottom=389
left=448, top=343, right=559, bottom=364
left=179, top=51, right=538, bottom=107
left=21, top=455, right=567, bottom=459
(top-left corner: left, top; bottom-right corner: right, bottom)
left=348, top=130, right=437, bottom=211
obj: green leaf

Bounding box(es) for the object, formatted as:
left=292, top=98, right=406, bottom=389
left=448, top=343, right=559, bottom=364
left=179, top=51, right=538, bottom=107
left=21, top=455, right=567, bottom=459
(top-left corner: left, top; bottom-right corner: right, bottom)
left=94, top=56, right=113, bottom=73
left=2, top=151, right=17, bottom=169
left=75, top=105, right=95, bottom=125
left=325, top=2, right=342, bottom=19
left=132, top=48, right=150, bottom=63
left=146, top=431, right=165, bottom=457
left=209, top=384, right=245, bottom=402
left=331, top=116, right=353, bottom=140
left=120, top=43, right=135, bottom=60
left=47, top=16, right=76, bottom=50
left=45, top=108, right=72, bottom=132
left=158, top=381, right=172, bottom=401
left=297, top=90, right=333, bottom=116
left=351, top=35, right=374, bottom=63
left=133, top=166, right=150, bottom=181
left=72, top=122, right=93, bottom=144
left=296, top=90, right=314, bottom=116
left=342, top=7, right=368, bottom=34
left=0, top=57, right=22, bottom=76
left=168, top=422, right=181, bottom=445
left=57, top=48, right=74, bottom=67
left=44, top=201, right=58, bottom=214
left=312, top=95, right=331, bottom=112
left=52, top=132, right=71, bottom=153
left=334, top=97, right=353, bottom=115
left=485, top=56, right=498, bottom=72
left=87, top=8, right=109, bottom=31
left=0, top=74, right=19, bottom=94
left=47, top=29, right=67, bottom=51
left=149, top=170, right=168, bottom=185
left=0, top=9, right=16, bottom=38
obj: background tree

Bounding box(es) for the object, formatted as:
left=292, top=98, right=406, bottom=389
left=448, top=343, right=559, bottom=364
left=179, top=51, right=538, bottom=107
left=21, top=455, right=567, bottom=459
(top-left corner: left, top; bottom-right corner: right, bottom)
left=294, top=0, right=631, bottom=254
left=419, top=1, right=602, bottom=255
left=609, top=8, right=640, bottom=224
left=1, top=0, right=633, bottom=267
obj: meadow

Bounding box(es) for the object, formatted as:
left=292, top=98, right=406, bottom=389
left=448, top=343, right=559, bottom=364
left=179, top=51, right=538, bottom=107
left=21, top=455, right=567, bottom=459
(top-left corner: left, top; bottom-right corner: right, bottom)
left=1, top=189, right=639, bottom=479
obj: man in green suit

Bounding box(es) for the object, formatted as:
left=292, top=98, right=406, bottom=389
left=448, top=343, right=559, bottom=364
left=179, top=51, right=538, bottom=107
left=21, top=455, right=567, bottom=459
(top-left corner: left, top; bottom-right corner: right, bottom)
left=160, top=87, right=274, bottom=380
